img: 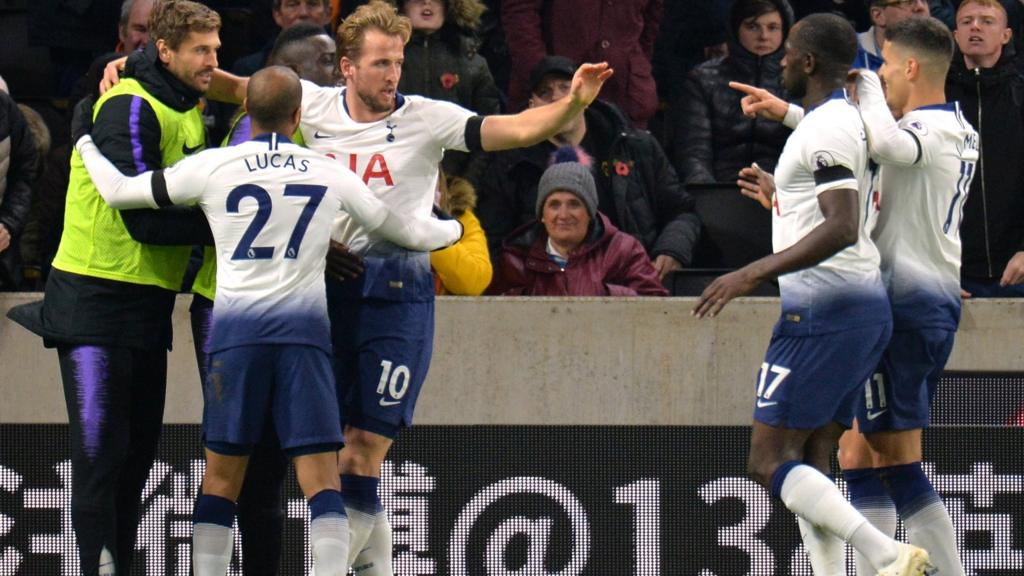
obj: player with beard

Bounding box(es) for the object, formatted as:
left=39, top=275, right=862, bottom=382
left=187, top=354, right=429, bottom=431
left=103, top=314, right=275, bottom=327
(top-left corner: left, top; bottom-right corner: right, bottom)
left=11, top=1, right=221, bottom=574
left=102, top=1, right=611, bottom=572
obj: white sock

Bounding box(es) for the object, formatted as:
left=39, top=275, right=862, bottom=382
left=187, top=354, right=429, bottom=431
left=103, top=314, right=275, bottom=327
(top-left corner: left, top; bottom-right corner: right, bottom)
left=310, top=514, right=350, bottom=576
left=853, top=498, right=898, bottom=576
left=779, top=464, right=899, bottom=571
left=345, top=505, right=378, bottom=568
left=351, top=512, right=393, bottom=575
left=798, top=517, right=846, bottom=576
left=192, top=523, right=234, bottom=576
left=905, top=500, right=964, bottom=576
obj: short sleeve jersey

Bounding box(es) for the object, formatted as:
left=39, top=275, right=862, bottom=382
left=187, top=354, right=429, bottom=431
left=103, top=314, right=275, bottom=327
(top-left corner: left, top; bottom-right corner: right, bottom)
left=157, top=134, right=389, bottom=353
left=296, top=80, right=475, bottom=254
left=772, top=90, right=889, bottom=335
left=874, top=102, right=978, bottom=330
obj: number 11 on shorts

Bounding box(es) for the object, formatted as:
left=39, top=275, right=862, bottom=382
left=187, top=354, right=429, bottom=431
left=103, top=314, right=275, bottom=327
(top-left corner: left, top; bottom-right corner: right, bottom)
left=377, top=359, right=411, bottom=407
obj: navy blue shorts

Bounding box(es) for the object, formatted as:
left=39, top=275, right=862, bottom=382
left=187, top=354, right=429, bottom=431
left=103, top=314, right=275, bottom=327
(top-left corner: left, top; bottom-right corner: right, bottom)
left=203, top=344, right=343, bottom=455
left=754, top=322, right=892, bottom=429
left=329, top=296, right=434, bottom=438
left=857, top=328, right=956, bottom=433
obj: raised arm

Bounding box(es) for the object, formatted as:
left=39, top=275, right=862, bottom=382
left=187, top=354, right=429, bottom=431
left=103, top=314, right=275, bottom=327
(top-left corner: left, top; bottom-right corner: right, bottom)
left=856, top=70, right=920, bottom=166
left=729, top=81, right=804, bottom=128
left=479, top=62, right=613, bottom=151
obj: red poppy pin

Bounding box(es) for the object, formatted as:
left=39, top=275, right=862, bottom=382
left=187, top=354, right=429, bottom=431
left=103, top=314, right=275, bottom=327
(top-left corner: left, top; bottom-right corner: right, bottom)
left=614, top=160, right=631, bottom=176
left=440, top=72, right=460, bottom=90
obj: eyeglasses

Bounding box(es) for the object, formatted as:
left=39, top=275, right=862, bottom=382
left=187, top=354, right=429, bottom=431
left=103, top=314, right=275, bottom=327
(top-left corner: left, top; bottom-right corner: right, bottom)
left=880, top=0, right=926, bottom=8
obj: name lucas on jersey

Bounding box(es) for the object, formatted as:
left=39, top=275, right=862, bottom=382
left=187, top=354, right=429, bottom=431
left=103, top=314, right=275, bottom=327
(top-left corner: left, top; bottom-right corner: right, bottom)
left=242, top=151, right=396, bottom=186
left=243, top=152, right=311, bottom=173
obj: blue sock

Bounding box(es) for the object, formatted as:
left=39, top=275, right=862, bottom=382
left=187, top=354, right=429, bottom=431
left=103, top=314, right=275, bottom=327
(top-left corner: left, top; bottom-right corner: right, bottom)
left=193, top=494, right=236, bottom=527
left=769, top=460, right=803, bottom=500
left=844, top=467, right=894, bottom=509
left=341, top=474, right=383, bottom=514
left=879, top=462, right=939, bottom=516
left=309, top=489, right=346, bottom=520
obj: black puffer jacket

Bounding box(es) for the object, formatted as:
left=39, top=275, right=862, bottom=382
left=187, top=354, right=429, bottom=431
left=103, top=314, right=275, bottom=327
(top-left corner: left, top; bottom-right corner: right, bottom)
left=478, top=99, right=701, bottom=266
left=672, top=0, right=793, bottom=184
left=395, top=0, right=500, bottom=186
left=945, top=47, right=1024, bottom=280
left=0, top=91, right=38, bottom=288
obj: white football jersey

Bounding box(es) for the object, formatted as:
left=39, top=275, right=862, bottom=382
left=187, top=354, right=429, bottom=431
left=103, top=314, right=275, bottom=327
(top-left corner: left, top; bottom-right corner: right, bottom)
left=772, top=91, right=889, bottom=335
left=297, top=81, right=476, bottom=255
left=155, top=134, right=393, bottom=352
left=874, top=103, right=978, bottom=329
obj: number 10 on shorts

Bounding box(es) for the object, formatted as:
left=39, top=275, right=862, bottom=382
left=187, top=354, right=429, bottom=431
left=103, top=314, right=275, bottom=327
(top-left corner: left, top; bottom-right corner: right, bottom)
left=377, top=359, right=411, bottom=407
left=756, top=363, right=790, bottom=407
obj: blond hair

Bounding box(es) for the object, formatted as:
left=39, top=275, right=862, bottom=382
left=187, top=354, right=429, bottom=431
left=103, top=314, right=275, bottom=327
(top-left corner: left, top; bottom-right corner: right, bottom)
left=336, top=0, right=411, bottom=61
left=149, top=0, right=221, bottom=50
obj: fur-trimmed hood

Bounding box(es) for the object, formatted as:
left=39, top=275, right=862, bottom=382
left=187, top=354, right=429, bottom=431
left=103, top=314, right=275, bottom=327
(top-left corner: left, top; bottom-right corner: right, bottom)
left=442, top=174, right=478, bottom=217
left=389, top=0, right=486, bottom=32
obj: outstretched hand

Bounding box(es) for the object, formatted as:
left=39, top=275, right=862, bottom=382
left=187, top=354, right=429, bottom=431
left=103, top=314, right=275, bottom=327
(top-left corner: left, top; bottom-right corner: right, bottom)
left=100, top=56, right=129, bottom=94
left=569, top=62, right=614, bottom=108
left=692, top=267, right=762, bottom=318
left=729, top=81, right=789, bottom=122
left=737, top=162, right=776, bottom=210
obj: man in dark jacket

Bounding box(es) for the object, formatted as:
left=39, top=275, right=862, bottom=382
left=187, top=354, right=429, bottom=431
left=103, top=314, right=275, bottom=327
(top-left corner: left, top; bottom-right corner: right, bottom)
left=478, top=56, right=701, bottom=280
left=945, top=0, right=1024, bottom=296
left=0, top=91, right=39, bottom=289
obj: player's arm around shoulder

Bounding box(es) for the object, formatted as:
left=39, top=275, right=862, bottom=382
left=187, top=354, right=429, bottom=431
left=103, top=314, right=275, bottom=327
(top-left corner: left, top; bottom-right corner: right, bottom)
left=855, top=70, right=920, bottom=167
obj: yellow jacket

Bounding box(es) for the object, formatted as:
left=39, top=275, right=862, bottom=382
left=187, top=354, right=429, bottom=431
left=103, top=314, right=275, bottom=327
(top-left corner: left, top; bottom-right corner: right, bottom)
left=432, top=208, right=492, bottom=295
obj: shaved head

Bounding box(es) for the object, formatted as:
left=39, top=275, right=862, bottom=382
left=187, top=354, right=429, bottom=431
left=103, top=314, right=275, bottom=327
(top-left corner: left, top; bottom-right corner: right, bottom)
left=245, top=66, right=302, bottom=131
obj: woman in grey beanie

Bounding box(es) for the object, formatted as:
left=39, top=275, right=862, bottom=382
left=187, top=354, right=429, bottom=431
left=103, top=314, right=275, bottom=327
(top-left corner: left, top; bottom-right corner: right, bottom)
left=489, top=146, right=667, bottom=296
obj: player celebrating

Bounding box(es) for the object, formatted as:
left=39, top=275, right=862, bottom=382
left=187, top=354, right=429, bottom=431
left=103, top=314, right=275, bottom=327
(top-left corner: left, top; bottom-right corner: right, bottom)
left=692, top=13, right=932, bottom=576
left=95, top=1, right=613, bottom=570
left=731, top=17, right=975, bottom=576
left=74, top=66, right=463, bottom=576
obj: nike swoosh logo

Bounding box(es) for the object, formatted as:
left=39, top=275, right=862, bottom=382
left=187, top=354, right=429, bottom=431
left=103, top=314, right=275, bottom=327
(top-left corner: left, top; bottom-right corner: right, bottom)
left=756, top=400, right=778, bottom=408
left=867, top=409, right=887, bottom=420
left=314, top=130, right=332, bottom=139
left=182, top=142, right=203, bottom=155
left=379, top=399, right=401, bottom=407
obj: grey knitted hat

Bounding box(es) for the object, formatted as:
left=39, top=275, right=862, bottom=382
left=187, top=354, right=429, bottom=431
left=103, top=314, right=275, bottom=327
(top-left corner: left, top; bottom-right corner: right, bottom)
left=536, top=146, right=598, bottom=220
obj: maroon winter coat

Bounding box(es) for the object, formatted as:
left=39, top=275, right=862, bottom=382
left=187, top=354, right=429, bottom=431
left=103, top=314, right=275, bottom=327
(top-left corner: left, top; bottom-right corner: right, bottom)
left=501, top=0, right=663, bottom=128
left=490, top=213, right=668, bottom=296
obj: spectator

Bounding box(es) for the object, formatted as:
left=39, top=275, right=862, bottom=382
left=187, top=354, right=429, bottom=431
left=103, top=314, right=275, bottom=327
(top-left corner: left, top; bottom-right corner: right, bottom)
left=431, top=171, right=493, bottom=294
left=946, top=0, right=1024, bottom=296
left=673, top=0, right=793, bottom=184
left=854, top=0, right=930, bottom=70
left=489, top=147, right=668, bottom=296
left=232, top=0, right=331, bottom=77
left=15, top=104, right=51, bottom=290
left=478, top=56, right=700, bottom=281
left=392, top=0, right=500, bottom=185
left=502, top=0, right=663, bottom=128
left=117, top=0, right=157, bottom=53
left=0, top=93, right=39, bottom=290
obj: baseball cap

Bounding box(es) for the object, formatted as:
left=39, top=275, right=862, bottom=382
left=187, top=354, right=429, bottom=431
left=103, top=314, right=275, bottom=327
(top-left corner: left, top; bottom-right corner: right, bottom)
left=528, top=55, right=576, bottom=95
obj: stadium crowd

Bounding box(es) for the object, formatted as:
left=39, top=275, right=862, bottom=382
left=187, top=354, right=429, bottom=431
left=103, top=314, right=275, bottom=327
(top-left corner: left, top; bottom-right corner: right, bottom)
left=1, top=0, right=1021, bottom=297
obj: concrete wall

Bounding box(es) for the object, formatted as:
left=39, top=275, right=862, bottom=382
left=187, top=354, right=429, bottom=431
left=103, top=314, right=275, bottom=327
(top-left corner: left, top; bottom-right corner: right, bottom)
left=2, top=294, right=1023, bottom=425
